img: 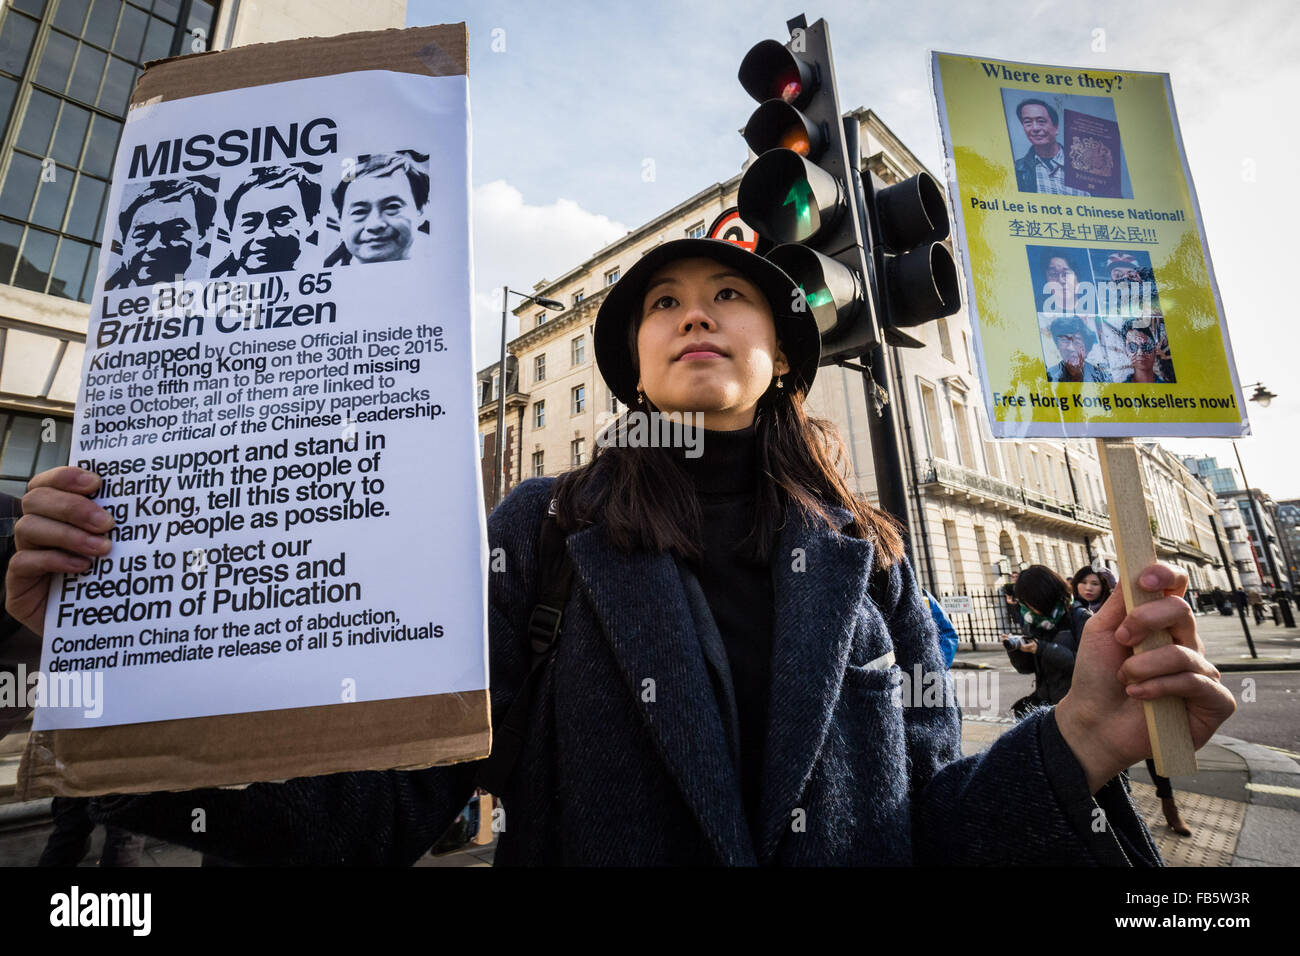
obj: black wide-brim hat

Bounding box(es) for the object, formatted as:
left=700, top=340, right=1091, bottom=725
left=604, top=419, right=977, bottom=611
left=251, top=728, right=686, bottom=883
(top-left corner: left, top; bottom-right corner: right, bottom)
left=594, top=238, right=820, bottom=408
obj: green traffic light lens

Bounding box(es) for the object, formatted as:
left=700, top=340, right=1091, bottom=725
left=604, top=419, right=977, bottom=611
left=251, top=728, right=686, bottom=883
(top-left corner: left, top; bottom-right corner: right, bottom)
left=802, top=286, right=834, bottom=310
left=783, top=178, right=817, bottom=241
left=738, top=149, right=842, bottom=245
left=767, top=244, right=862, bottom=338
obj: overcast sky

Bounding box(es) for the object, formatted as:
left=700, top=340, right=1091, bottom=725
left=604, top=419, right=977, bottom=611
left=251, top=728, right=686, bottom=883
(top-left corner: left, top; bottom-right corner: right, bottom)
left=408, top=0, right=1300, bottom=499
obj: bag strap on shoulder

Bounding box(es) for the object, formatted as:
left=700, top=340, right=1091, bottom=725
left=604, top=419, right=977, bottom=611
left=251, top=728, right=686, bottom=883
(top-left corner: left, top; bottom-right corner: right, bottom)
left=474, top=499, right=573, bottom=795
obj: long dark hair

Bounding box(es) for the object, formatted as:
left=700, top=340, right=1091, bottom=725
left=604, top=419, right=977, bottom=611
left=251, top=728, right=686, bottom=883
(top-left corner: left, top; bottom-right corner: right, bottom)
left=550, top=392, right=905, bottom=571
left=1070, top=566, right=1111, bottom=604
left=1014, top=565, right=1072, bottom=614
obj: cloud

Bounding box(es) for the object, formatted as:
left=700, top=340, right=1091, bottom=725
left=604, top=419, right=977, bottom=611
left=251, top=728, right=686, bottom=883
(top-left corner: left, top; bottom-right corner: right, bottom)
left=470, top=180, right=627, bottom=371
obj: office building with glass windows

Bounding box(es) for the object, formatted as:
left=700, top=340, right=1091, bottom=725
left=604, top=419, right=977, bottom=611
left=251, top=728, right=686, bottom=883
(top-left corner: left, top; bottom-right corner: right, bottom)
left=0, top=0, right=403, bottom=497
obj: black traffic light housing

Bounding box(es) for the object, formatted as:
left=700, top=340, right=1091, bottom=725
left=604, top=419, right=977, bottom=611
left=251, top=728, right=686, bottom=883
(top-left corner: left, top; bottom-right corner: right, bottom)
left=863, top=169, right=962, bottom=348
left=736, top=17, right=877, bottom=356
left=736, top=16, right=961, bottom=360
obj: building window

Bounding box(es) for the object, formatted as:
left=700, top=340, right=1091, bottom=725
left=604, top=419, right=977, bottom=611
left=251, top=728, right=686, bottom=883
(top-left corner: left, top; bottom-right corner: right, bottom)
left=605, top=267, right=620, bottom=286
left=0, top=409, right=71, bottom=497
left=491, top=369, right=500, bottom=401
left=571, top=384, right=585, bottom=415
left=943, top=520, right=966, bottom=591
left=918, top=381, right=944, bottom=461
left=571, top=334, right=585, bottom=366
left=533, top=400, right=545, bottom=428
left=936, top=316, right=954, bottom=361
left=685, top=221, right=705, bottom=239
left=536, top=311, right=546, bottom=328
left=950, top=400, right=975, bottom=469
left=0, top=0, right=219, bottom=303
left=532, top=451, right=544, bottom=477
left=478, top=432, right=485, bottom=459
left=983, top=438, right=1002, bottom=480
left=572, top=289, right=584, bottom=305
left=534, top=353, right=545, bottom=382
left=571, top=437, right=585, bottom=467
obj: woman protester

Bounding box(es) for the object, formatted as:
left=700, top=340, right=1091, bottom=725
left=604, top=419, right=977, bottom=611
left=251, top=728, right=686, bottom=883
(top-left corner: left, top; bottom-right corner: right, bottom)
left=7, top=238, right=1234, bottom=865
left=1071, top=565, right=1112, bottom=614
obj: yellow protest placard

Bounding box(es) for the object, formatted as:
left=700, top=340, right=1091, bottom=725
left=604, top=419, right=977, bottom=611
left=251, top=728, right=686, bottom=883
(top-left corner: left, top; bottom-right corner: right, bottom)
left=931, top=53, right=1248, bottom=438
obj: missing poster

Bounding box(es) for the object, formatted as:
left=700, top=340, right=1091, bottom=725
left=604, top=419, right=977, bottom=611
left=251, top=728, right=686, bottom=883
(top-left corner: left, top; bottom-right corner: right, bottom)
left=33, top=64, right=487, bottom=733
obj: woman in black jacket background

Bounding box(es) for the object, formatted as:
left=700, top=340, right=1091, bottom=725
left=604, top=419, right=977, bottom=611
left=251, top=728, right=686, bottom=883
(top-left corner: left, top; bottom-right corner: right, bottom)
left=1005, top=565, right=1090, bottom=719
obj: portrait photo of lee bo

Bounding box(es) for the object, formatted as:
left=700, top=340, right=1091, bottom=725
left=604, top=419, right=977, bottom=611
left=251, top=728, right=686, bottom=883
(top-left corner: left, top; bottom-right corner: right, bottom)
left=1002, top=89, right=1132, bottom=199
left=209, top=162, right=325, bottom=277
left=323, top=150, right=432, bottom=266
left=104, top=177, right=219, bottom=290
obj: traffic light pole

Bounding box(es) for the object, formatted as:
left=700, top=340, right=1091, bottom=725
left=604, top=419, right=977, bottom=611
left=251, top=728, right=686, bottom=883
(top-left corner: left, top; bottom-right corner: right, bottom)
left=838, top=117, right=918, bottom=564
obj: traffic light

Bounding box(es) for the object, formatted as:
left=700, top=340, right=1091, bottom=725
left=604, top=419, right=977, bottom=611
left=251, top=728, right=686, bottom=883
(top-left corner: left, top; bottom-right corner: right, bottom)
left=736, top=18, right=875, bottom=359
left=736, top=17, right=961, bottom=359
left=863, top=169, right=961, bottom=348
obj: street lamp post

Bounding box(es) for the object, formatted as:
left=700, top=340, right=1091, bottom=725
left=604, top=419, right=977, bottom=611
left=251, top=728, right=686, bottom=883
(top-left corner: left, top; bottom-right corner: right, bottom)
left=1238, top=381, right=1294, bottom=628
left=1206, top=499, right=1257, bottom=657
left=494, top=286, right=564, bottom=510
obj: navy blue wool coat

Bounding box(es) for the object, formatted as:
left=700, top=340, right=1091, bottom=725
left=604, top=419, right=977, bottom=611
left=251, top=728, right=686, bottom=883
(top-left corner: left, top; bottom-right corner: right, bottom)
left=92, top=477, right=1162, bottom=865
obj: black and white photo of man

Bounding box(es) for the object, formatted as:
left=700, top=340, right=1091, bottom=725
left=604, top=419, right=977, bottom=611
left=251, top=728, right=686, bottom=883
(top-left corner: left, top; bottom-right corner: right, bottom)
left=325, top=151, right=431, bottom=265
left=210, top=164, right=323, bottom=277
left=105, top=177, right=218, bottom=289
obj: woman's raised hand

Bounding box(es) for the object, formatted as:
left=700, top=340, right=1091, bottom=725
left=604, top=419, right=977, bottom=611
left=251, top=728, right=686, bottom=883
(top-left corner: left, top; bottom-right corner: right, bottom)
left=6, top=466, right=114, bottom=637
left=1055, top=561, right=1236, bottom=793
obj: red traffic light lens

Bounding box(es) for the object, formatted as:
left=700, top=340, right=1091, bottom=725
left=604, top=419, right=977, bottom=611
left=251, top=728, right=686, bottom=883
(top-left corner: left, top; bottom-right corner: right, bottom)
left=773, top=69, right=802, bottom=104
left=739, top=39, right=817, bottom=108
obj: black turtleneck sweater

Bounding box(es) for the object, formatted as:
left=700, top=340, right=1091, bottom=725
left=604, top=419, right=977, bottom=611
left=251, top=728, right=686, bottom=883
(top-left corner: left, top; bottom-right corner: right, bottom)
left=671, top=424, right=775, bottom=834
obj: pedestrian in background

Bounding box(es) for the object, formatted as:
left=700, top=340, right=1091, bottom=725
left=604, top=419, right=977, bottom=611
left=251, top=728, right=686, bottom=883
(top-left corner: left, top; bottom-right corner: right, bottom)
left=1004, top=565, right=1090, bottom=720
left=1248, top=589, right=1264, bottom=625
left=1070, top=565, right=1111, bottom=614
left=924, top=591, right=959, bottom=668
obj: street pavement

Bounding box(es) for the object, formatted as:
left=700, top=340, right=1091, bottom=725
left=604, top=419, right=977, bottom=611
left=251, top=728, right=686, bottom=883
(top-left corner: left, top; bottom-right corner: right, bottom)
left=0, top=608, right=1296, bottom=867
left=952, top=606, right=1300, bottom=867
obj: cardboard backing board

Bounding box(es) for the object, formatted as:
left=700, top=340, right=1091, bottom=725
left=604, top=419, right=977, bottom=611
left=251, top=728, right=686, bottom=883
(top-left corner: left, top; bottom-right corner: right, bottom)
left=18, top=22, right=490, bottom=799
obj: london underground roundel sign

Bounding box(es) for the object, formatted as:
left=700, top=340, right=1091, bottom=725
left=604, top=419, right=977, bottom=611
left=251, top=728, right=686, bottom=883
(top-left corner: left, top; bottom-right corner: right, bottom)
left=707, top=207, right=758, bottom=251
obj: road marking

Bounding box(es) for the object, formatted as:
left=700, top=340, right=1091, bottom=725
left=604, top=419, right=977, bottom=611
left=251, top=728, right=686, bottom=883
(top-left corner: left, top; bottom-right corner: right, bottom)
left=1262, top=744, right=1300, bottom=760
left=1245, top=782, right=1300, bottom=798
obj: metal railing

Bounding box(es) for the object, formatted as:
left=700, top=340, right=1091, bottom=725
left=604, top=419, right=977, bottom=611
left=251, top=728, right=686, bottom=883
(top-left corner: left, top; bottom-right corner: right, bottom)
left=921, top=458, right=1111, bottom=531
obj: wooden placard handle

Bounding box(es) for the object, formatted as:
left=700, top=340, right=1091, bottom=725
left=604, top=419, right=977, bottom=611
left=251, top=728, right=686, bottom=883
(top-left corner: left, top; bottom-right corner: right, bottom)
left=1095, top=437, right=1198, bottom=778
